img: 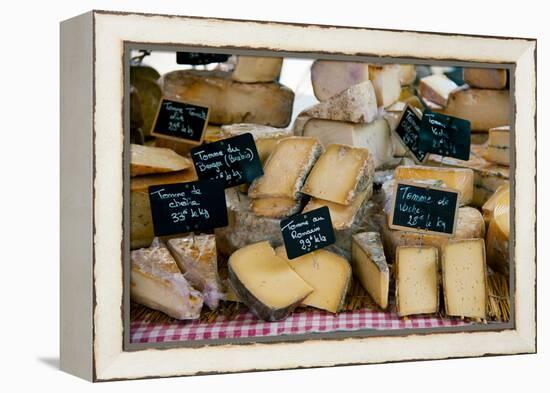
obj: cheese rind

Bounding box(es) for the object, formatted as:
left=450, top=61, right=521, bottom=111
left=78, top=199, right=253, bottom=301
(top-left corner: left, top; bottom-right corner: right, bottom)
left=167, top=234, right=223, bottom=310
left=130, top=144, right=192, bottom=177
left=351, top=232, right=390, bottom=309
left=301, top=144, right=374, bottom=205
left=231, top=56, right=283, bottom=83
left=396, top=246, right=439, bottom=316
left=484, top=126, right=510, bottom=166
left=228, top=241, right=313, bottom=321
left=418, top=74, right=458, bottom=106
left=248, top=137, right=323, bottom=199
left=310, top=60, right=370, bottom=101
left=130, top=245, right=203, bottom=319
left=442, top=239, right=487, bottom=319
left=369, top=64, right=401, bottom=108
left=250, top=196, right=303, bottom=218
left=486, top=187, right=510, bottom=275
left=463, top=68, right=507, bottom=89
left=275, top=247, right=352, bottom=313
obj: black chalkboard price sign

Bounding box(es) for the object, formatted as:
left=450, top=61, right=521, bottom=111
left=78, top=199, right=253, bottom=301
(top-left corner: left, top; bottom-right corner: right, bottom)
left=393, top=104, right=429, bottom=163
left=191, top=133, right=263, bottom=188
left=280, top=207, right=336, bottom=260
left=150, top=98, right=209, bottom=145
left=389, top=181, right=460, bottom=236
left=148, top=180, right=228, bottom=236
left=419, top=112, right=471, bottom=160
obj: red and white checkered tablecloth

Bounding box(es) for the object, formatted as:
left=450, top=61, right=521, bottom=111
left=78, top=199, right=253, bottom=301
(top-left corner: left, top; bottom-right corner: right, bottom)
left=130, top=308, right=470, bottom=343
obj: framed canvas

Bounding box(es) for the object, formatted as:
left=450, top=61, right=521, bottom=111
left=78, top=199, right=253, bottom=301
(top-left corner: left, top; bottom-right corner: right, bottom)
left=60, top=10, right=536, bottom=382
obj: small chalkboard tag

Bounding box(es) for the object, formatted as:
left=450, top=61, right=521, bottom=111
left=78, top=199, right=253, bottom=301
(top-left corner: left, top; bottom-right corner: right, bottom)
left=191, top=133, right=263, bottom=188
left=393, top=104, right=429, bottom=163
left=148, top=180, right=228, bottom=237
left=280, top=207, right=336, bottom=260
left=150, top=98, right=209, bottom=145
left=389, top=181, right=460, bottom=236
left=419, top=112, right=471, bottom=160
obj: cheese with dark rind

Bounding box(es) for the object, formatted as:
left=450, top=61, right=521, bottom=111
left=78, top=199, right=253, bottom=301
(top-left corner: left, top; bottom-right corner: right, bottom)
left=231, top=56, right=283, bottom=83
left=311, top=60, right=370, bottom=101
left=228, top=241, right=313, bottom=321
left=161, top=70, right=294, bottom=127
left=463, top=68, right=507, bottom=89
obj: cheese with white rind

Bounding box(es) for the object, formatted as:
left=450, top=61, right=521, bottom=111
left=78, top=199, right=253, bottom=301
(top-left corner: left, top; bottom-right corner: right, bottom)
left=302, top=118, right=393, bottom=169
left=161, top=69, right=294, bottom=127
left=395, top=246, right=439, bottom=316
left=484, top=126, right=510, bottom=166
left=482, top=184, right=509, bottom=226
left=167, top=234, right=223, bottom=310
left=351, top=232, right=390, bottom=309
left=310, top=60, right=370, bottom=101
left=442, top=239, right=487, bottom=319
left=248, top=137, right=323, bottom=199
left=275, top=247, right=352, bottom=313
left=228, top=241, right=313, bottom=321
left=231, top=56, right=283, bottom=83
left=463, top=68, right=507, bottom=89
left=394, top=165, right=474, bottom=206
left=418, top=74, right=459, bottom=107
left=301, top=144, right=374, bottom=205
left=130, top=144, right=192, bottom=177
left=486, top=187, right=510, bottom=275
left=131, top=245, right=203, bottom=320
left=250, top=196, right=304, bottom=218
left=368, top=64, right=401, bottom=108
left=301, top=81, right=378, bottom=123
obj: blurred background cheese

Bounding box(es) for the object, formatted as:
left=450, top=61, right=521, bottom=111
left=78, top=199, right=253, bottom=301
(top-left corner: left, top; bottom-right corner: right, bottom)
left=368, top=64, right=401, bottom=108
left=310, top=60, right=370, bottom=101
left=231, top=56, right=283, bottom=83
left=463, top=68, right=507, bottom=90
left=398, top=64, right=417, bottom=86
left=418, top=74, right=458, bottom=106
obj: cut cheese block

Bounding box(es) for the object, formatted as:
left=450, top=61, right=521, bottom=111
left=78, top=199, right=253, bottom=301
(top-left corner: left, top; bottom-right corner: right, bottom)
left=250, top=196, right=303, bottom=218
left=394, top=165, right=474, bottom=206
left=398, top=64, right=417, bottom=86
left=442, top=239, right=487, bottom=319
left=131, top=169, right=198, bottom=249
left=167, top=234, right=223, bottom=310
left=310, top=60, right=370, bottom=101
left=131, top=245, right=203, bottom=320
left=303, top=186, right=372, bottom=230
left=482, top=184, right=509, bottom=226
left=228, top=241, right=313, bottom=321
left=154, top=125, right=224, bottom=156
left=249, top=137, right=323, bottom=199
left=130, top=68, right=162, bottom=137
left=486, top=187, right=510, bottom=275
left=351, top=232, right=390, bottom=309
left=439, top=88, right=510, bottom=132
left=463, top=68, right=507, bottom=89
left=161, top=70, right=294, bottom=127
left=368, top=64, right=401, bottom=108
left=418, top=74, right=458, bottom=107
left=302, top=118, right=393, bottom=169
left=395, top=246, right=439, bottom=316
left=130, top=144, right=192, bottom=177
left=484, top=126, right=510, bottom=166
left=275, top=247, right=352, bottom=313
left=301, top=81, right=378, bottom=124
left=220, top=123, right=292, bottom=163
left=231, top=56, right=283, bottom=83
left=301, top=144, right=374, bottom=205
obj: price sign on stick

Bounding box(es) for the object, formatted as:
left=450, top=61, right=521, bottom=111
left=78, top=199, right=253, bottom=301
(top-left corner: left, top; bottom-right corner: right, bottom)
left=150, top=98, right=209, bottom=145
left=393, top=105, right=429, bottom=163
left=419, top=111, right=471, bottom=161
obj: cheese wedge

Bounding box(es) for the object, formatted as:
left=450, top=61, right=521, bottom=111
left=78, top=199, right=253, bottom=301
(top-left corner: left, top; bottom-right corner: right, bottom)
left=442, top=239, right=487, bottom=319
left=482, top=184, right=509, bottom=226
left=369, top=64, right=401, bottom=108
left=463, top=68, right=507, bottom=89
left=439, top=88, right=510, bottom=132
left=351, top=232, right=390, bottom=309
left=301, top=80, right=378, bottom=123
left=310, top=60, right=370, bottom=101
left=130, top=144, right=192, bottom=177
left=275, top=247, right=352, bottom=313
left=399, top=64, right=417, bottom=86
left=167, top=234, right=223, bottom=310
left=231, top=56, right=283, bottom=83
left=131, top=245, right=203, bottom=320
left=250, top=196, right=303, bottom=218
left=418, top=74, right=458, bottom=106
left=486, top=187, right=510, bottom=275
left=395, top=246, right=439, bottom=316
left=302, top=118, right=393, bottom=169
left=228, top=241, right=313, bottom=321
left=394, top=165, right=474, bottom=206
left=248, top=137, right=323, bottom=199
left=154, top=125, right=224, bottom=156
left=161, top=69, right=294, bottom=127
left=484, top=126, right=510, bottom=166
left=302, top=144, right=374, bottom=205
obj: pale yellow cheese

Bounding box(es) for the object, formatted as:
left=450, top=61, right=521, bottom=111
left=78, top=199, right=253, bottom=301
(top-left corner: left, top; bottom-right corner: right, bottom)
left=311, top=60, right=370, bottom=101
left=248, top=137, right=323, bottom=199
left=351, top=232, right=390, bottom=309
left=442, top=239, right=487, bottom=319
left=486, top=187, right=510, bottom=275
left=231, top=56, right=283, bottom=83
left=482, top=184, right=509, bottom=226
left=275, top=247, right=352, bottom=313
left=418, top=74, right=458, bottom=106
left=396, top=246, right=439, bottom=316
left=250, top=197, right=302, bottom=218
left=463, top=68, right=507, bottom=89
left=301, top=144, right=374, bottom=205
left=398, top=64, right=417, bottom=86
left=130, top=144, right=192, bottom=177
left=369, top=64, right=401, bottom=108
left=394, top=165, right=474, bottom=206
left=484, top=126, right=510, bottom=166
